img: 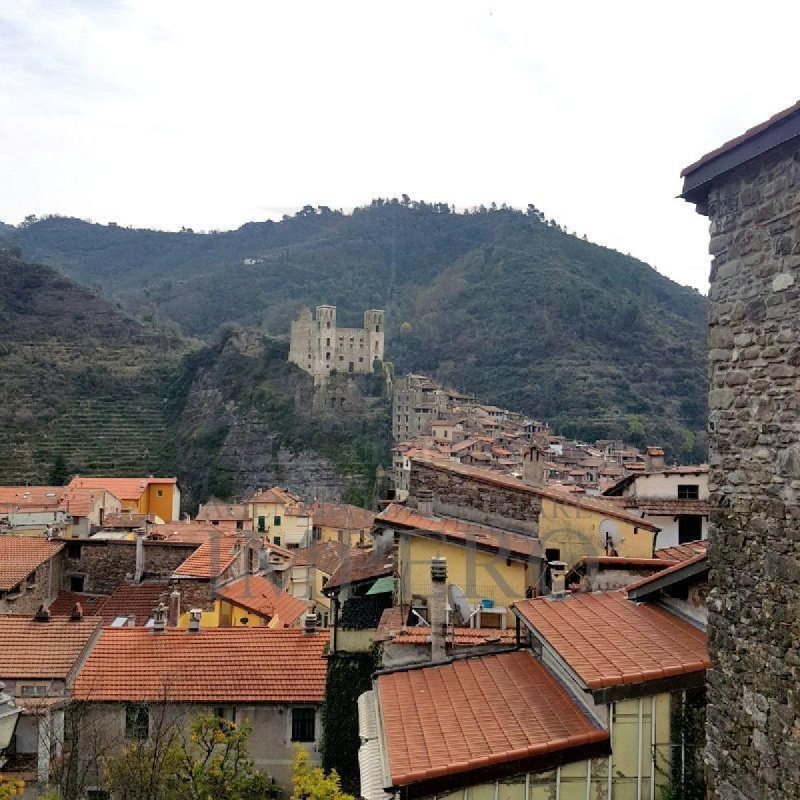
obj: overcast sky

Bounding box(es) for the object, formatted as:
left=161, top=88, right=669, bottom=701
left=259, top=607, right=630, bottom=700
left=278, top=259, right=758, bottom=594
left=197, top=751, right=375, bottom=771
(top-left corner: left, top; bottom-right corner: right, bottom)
left=2, top=1, right=799, bottom=293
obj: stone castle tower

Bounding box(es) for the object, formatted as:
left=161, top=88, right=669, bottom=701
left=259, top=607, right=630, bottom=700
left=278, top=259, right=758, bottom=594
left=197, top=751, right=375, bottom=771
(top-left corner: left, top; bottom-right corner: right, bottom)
left=289, top=305, right=385, bottom=383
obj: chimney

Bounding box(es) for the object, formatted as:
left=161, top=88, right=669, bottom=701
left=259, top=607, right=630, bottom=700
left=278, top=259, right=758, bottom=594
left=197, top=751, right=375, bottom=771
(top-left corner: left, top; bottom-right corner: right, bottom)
left=70, top=602, right=84, bottom=621
left=416, top=488, right=434, bottom=517
left=187, top=608, right=202, bottom=632
left=644, top=447, right=666, bottom=472
left=33, top=605, right=50, bottom=623
left=549, top=561, right=568, bottom=599
left=134, top=530, right=145, bottom=584
left=168, top=588, right=181, bottom=627
left=152, top=602, right=167, bottom=632
left=522, top=446, right=544, bottom=487
left=430, top=556, right=447, bottom=663
left=302, top=611, right=318, bottom=634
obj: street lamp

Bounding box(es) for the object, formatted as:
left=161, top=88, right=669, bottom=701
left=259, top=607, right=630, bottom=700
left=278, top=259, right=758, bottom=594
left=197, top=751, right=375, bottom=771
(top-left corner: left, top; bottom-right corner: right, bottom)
left=0, top=682, right=21, bottom=769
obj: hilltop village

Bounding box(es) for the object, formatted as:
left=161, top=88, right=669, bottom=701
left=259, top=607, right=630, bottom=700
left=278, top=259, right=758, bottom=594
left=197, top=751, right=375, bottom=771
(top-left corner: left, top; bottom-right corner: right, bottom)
left=0, top=304, right=712, bottom=799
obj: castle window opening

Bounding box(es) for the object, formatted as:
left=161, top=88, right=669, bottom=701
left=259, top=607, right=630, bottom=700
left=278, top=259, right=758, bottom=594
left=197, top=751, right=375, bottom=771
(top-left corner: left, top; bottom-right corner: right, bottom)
left=326, top=338, right=330, bottom=346
left=349, top=362, right=354, bottom=372
left=678, top=484, right=699, bottom=500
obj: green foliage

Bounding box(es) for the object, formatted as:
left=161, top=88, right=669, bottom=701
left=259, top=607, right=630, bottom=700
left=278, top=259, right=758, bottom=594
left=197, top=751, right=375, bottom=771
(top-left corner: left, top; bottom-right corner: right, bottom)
left=292, top=747, right=355, bottom=800
left=659, top=687, right=707, bottom=800
left=48, top=453, right=70, bottom=485
left=12, top=202, right=708, bottom=460
left=320, top=650, right=382, bottom=795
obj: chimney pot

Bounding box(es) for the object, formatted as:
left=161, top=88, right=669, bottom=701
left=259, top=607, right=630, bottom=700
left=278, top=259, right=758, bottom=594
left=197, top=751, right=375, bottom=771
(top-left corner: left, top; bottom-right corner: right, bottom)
left=33, top=605, right=50, bottom=623
left=549, top=561, right=568, bottom=599
left=152, top=602, right=168, bottom=632
left=187, top=608, right=202, bottom=632
left=302, top=612, right=318, bottom=633
left=168, top=588, right=180, bottom=627
left=416, top=488, right=434, bottom=517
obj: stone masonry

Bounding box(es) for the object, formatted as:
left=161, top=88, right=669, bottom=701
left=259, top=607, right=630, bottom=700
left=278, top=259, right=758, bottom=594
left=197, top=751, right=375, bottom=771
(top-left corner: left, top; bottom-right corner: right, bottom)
left=682, top=108, right=800, bottom=799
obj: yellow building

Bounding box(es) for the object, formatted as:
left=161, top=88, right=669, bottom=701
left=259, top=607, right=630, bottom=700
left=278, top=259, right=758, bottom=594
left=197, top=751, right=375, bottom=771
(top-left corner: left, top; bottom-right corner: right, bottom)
left=247, top=487, right=312, bottom=547
left=289, top=540, right=355, bottom=627
left=216, top=574, right=310, bottom=628
left=378, top=503, right=542, bottom=626
left=67, top=476, right=180, bottom=522
left=310, top=501, right=375, bottom=549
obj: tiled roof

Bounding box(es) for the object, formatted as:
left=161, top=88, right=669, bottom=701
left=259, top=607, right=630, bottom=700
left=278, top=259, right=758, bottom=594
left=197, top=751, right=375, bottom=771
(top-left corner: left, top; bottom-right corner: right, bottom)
left=0, top=614, right=102, bottom=679
left=217, top=575, right=309, bottom=626
left=409, top=457, right=660, bottom=531
left=310, top=502, right=375, bottom=530
left=67, top=477, right=176, bottom=501
left=602, top=497, right=710, bottom=517
left=172, top=533, right=243, bottom=579
left=99, top=581, right=171, bottom=625
left=73, top=627, right=330, bottom=702
left=375, top=606, right=516, bottom=646
left=0, top=486, right=64, bottom=509
left=61, top=486, right=112, bottom=518
left=49, top=590, right=109, bottom=617
left=103, top=513, right=158, bottom=529
left=0, top=537, right=64, bottom=590
left=324, top=548, right=394, bottom=593
left=196, top=503, right=252, bottom=522
left=247, top=487, right=301, bottom=505
left=625, top=552, right=708, bottom=598
left=655, top=540, right=708, bottom=562
left=513, top=591, right=710, bottom=692
left=293, top=540, right=355, bottom=575
left=377, top=650, right=608, bottom=788
left=148, top=522, right=224, bottom=544
left=377, top=504, right=542, bottom=561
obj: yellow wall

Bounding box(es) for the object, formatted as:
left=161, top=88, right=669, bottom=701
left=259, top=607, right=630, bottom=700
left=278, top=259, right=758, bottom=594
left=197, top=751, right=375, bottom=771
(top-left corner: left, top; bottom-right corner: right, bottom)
left=538, top=498, right=657, bottom=569
left=176, top=605, right=220, bottom=629
left=250, top=501, right=311, bottom=546
left=399, top=534, right=528, bottom=619
left=421, top=692, right=673, bottom=800
left=316, top=523, right=372, bottom=549
left=145, top=482, right=178, bottom=522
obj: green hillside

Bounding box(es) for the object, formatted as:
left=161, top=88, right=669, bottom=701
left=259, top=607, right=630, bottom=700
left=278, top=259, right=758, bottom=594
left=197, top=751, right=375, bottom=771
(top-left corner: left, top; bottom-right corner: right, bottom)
left=9, top=201, right=708, bottom=460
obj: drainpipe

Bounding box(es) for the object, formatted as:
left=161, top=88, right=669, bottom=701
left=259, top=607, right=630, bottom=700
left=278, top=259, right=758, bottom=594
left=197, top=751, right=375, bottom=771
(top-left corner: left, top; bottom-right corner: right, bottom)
left=134, top=531, right=145, bottom=584
left=430, top=556, right=447, bottom=663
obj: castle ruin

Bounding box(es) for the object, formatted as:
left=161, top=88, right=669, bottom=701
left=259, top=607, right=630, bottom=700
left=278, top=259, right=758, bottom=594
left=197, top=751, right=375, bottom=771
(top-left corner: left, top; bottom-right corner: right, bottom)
left=289, top=305, right=384, bottom=384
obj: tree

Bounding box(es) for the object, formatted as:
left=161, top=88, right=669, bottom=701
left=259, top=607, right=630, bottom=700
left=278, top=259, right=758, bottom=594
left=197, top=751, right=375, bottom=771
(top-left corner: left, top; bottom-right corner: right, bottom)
left=48, top=454, right=70, bottom=486
left=291, top=747, right=355, bottom=800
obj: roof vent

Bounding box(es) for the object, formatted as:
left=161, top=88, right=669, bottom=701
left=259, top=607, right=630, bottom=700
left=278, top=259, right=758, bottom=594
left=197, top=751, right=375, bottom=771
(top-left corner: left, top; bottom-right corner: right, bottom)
left=70, top=602, right=84, bottom=621
left=430, top=555, right=447, bottom=583
left=34, top=605, right=50, bottom=623
left=188, top=608, right=202, bottom=633
left=152, top=602, right=167, bottom=632
left=549, top=561, right=568, bottom=599
left=303, top=612, right=318, bottom=634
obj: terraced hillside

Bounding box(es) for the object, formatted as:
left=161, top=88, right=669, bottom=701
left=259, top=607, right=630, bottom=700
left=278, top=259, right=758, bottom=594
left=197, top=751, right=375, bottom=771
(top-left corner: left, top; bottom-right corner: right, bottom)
left=0, top=253, right=185, bottom=484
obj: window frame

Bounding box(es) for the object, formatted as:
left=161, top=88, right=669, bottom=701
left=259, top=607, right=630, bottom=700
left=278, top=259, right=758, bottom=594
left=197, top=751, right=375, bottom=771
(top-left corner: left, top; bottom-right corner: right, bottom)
left=124, top=703, right=150, bottom=741
left=291, top=706, right=316, bottom=742
left=677, top=484, right=700, bottom=500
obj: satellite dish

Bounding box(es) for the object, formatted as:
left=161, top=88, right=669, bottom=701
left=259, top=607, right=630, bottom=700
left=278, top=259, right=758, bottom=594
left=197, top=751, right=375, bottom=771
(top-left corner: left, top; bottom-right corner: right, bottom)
left=447, top=584, right=472, bottom=626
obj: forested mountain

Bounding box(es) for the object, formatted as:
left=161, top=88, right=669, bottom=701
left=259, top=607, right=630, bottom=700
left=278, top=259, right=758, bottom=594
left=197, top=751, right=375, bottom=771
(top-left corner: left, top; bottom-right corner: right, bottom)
left=6, top=200, right=708, bottom=460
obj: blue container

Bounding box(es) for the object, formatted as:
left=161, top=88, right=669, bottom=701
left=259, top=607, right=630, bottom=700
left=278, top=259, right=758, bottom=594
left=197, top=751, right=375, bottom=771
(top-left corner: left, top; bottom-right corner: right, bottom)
left=480, top=598, right=494, bottom=609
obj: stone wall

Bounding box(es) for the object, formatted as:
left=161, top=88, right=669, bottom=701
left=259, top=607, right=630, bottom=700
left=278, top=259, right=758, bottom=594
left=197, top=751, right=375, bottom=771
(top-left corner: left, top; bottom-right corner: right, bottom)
left=703, top=139, right=800, bottom=798
left=410, top=461, right=542, bottom=528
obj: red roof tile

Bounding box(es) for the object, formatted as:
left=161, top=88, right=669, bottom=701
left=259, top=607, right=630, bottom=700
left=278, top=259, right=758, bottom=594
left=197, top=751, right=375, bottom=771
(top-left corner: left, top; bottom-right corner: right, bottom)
left=172, top=533, right=256, bottom=578
left=514, top=592, right=710, bottom=692
left=73, top=627, right=330, bottom=702
left=293, top=540, right=358, bottom=575
left=217, top=575, right=309, bottom=626
left=0, top=486, right=64, bottom=509
left=377, top=650, right=608, bottom=787
left=310, top=502, right=375, bottom=530
left=49, top=590, right=109, bottom=617
left=0, top=537, right=64, bottom=590
left=0, top=614, right=102, bottom=679
left=148, top=522, right=224, bottom=544
left=103, top=512, right=158, bottom=529
left=324, top=548, right=394, bottom=593
left=654, top=540, right=708, bottom=562
left=625, top=552, right=708, bottom=597
left=67, top=477, right=176, bottom=501
left=247, top=487, right=301, bottom=505
left=196, top=503, right=252, bottom=522
left=377, top=504, right=541, bottom=561
left=99, top=581, right=171, bottom=625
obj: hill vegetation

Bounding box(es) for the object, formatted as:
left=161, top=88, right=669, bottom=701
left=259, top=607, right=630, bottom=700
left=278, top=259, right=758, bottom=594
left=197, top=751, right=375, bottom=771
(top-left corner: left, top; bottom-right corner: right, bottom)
left=8, top=200, right=708, bottom=460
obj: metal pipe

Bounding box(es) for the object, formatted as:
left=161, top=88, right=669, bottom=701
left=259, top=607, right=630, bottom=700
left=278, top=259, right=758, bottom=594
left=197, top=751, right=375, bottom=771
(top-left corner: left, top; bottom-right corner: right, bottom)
left=637, top=698, right=643, bottom=800
left=586, top=758, right=592, bottom=800
left=555, top=766, right=561, bottom=800
left=607, top=704, right=613, bottom=800
left=650, top=695, right=656, bottom=799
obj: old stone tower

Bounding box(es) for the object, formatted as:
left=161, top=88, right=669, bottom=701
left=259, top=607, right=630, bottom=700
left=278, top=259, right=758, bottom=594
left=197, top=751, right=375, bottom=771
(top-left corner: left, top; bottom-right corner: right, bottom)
left=681, top=101, right=800, bottom=799
left=289, top=305, right=385, bottom=383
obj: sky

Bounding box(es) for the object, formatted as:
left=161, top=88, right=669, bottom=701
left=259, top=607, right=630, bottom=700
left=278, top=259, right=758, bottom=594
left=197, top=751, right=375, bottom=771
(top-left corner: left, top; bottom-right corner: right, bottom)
left=2, top=1, right=800, bottom=293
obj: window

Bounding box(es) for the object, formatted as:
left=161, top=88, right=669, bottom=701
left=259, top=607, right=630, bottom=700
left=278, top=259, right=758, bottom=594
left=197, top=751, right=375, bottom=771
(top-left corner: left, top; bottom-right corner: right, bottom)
left=70, top=575, right=85, bottom=592
left=274, top=515, right=282, bottom=527
left=291, top=707, right=316, bottom=742
left=19, top=683, right=48, bottom=697
left=348, top=362, right=354, bottom=372
left=375, top=325, right=379, bottom=333
left=288, top=543, right=299, bottom=550
left=678, top=515, right=703, bottom=544
left=677, top=484, right=700, bottom=500
left=236, top=520, right=243, bottom=530
left=156, top=489, right=163, bottom=497
left=544, top=548, right=561, bottom=563
left=67, top=542, right=82, bottom=559
left=325, top=338, right=330, bottom=346
left=213, top=706, right=237, bottom=724
left=125, top=704, right=149, bottom=740
left=326, top=352, right=331, bottom=360
left=257, top=516, right=266, bottom=532
left=273, top=536, right=281, bottom=546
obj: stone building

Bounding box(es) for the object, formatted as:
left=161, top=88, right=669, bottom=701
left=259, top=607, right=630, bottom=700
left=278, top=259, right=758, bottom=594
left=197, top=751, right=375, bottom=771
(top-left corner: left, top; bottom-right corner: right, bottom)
left=288, top=305, right=384, bottom=384
left=680, top=100, right=800, bottom=799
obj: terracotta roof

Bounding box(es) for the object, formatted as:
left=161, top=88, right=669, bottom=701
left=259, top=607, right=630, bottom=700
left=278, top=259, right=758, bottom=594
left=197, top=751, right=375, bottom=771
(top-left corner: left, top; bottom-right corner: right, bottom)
left=655, top=540, right=708, bottom=562
left=67, top=477, right=176, bottom=501
left=74, top=627, right=330, bottom=702
left=247, top=487, right=301, bottom=505
left=48, top=590, right=109, bottom=617
left=196, top=503, right=251, bottom=522
left=293, top=540, right=355, bottom=575
left=324, top=548, right=394, bottom=593
left=217, top=575, right=309, bottom=626
left=0, top=537, right=64, bottom=590
left=310, top=502, right=375, bottom=530
left=514, top=592, right=710, bottom=692
left=409, top=457, right=660, bottom=531
left=148, top=522, right=224, bottom=544
left=172, top=533, right=244, bottom=579
left=0, top=614, right=102, bottom=679
left=99, top=581, right=171, bottom=625
left=377, top=650, right=608, bottom=788
left=377, top=504, right=542, bottom=561
left=103, top=513, right=158, bottom=529
left=0, top=486, right=64, bottom=509
left=625, top=551, right=708, bottom=599
left=61, top=486, right=113, bottom=518
left=681, top=99, right=800, bottom=177
left=601, top=496, right=710, bottom=518
left=579, top=556, right=676, bottom=569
